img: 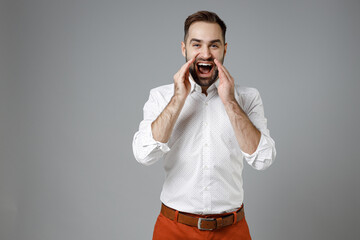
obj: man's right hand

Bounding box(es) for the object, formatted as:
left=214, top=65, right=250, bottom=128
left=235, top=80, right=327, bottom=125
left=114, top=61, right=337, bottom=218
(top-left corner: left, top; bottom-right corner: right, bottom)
left=151, top=54, right=198, bottom=143
left=173, top=54, right=198, bottom=99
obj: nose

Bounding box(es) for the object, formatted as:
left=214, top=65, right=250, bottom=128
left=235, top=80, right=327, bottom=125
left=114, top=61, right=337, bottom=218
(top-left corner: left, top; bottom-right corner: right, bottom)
left=199, top=46, right=212, bottom=60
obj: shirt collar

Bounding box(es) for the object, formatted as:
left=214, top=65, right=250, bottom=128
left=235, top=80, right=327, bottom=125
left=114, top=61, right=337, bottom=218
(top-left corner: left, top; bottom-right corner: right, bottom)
left=189, top=76, right=201, bottom=93
left=189, top=76, right=219, bottom=94
left=189, top=76, right=241, bottom=105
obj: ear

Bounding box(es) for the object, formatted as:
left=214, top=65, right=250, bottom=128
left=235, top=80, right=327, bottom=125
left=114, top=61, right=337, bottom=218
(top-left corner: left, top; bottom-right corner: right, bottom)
left=181, top=41, right=186, bottom=57
left=224, top=43, right=227, bottom=57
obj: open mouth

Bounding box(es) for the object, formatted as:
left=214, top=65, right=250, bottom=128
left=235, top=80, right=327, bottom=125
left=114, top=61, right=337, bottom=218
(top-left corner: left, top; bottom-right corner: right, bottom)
left=196, top=62, right=214, bottom=75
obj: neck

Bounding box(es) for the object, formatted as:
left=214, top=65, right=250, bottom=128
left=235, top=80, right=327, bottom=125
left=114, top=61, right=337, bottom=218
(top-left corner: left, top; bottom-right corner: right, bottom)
left=201, top=86, right=209, bottom=95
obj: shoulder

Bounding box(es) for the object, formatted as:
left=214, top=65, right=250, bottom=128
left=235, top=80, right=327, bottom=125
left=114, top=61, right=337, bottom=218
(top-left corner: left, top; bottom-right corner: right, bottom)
left=234, top=85, right=262, bottom=112
left=148, top=83, right=174, bottom=103
left=235, top=85, right=260, bottom=98
left=150, top=83, right=173, bottom=95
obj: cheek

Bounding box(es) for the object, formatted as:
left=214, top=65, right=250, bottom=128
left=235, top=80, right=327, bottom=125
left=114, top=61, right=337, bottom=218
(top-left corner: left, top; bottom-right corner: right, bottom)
left=215, top=51, right=225, bottom=62
left=188, top=49, right=200, bottom=57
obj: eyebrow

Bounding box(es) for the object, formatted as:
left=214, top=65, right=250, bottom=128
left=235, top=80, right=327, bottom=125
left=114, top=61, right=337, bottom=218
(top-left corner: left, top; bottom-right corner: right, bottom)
left=189, top=38, right=222, bottom=44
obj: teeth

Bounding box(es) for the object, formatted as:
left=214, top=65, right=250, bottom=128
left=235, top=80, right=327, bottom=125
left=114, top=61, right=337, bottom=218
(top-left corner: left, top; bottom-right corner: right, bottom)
left=198, top=63, right=212, bottom=67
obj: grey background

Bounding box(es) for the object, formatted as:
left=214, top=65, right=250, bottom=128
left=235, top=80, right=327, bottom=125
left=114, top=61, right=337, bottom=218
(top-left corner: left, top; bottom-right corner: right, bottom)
left=1, top=0, right=359, bottom=239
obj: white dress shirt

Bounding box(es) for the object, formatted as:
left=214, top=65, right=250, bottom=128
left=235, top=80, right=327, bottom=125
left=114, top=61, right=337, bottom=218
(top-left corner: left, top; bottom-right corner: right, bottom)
left=133, top=78, right=276, bottom=214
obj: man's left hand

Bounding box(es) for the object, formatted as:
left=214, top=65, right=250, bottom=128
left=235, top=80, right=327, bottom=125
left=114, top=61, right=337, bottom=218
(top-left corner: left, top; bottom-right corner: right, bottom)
left=215, top=59, right=236, bottom=104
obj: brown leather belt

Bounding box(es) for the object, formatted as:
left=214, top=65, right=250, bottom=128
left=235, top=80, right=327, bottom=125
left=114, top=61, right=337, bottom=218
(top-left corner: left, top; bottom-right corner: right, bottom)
left=160, top=203, right=245, bottom=231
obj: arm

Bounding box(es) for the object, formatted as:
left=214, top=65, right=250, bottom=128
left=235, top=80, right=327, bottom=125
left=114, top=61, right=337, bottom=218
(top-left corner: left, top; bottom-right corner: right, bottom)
left=223, top=100, right=261, bottom=155
left=151, top=54, right=197, bottom=142
left=215, top=59, right=276, bottom=170
left=133, top=55, right=198, bottom=165
left=215, top=59, right=260, bottom=154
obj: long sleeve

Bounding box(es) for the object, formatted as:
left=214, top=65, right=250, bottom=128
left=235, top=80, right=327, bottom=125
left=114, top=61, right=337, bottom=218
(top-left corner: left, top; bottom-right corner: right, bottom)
left=132, top=89, right=171, bottom=166
left=238, top=88, right=276, bottom=170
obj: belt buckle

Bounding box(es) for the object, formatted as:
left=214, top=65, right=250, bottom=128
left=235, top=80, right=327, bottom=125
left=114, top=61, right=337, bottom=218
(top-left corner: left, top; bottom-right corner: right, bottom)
left=197, top=217, right=216, bottom=231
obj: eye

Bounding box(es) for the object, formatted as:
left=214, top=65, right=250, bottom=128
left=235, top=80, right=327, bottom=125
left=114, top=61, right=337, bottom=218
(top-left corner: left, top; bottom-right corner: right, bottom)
left=193, top=44, right=200, bottom=48
left=211, top=44, right=219, bottom=48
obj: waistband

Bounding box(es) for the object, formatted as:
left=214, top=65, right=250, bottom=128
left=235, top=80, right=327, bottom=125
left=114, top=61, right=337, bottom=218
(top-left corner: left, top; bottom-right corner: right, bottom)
left=160, top=203, right=245, bottom=231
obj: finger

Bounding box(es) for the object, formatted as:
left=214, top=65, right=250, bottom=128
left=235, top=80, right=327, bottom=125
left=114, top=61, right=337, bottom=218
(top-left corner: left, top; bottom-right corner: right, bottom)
left=222, top=66, right=233, bottom=83
left=216, top=62, right=227, bottom=81
left=215, top=59, right=233, bottom=82
left=182, top=53, right=199, bottom=72
left=214, top=59, right=230, bottom=78
left=178, top=53, right=200, bottom=79
left=214, top=59, right=229, bottom=80
left=214, top=59, right=227, bottom=77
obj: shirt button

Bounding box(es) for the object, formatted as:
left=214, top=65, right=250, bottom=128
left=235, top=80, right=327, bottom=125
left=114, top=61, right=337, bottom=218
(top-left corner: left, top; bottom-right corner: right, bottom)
left=203, top=122, right=208, bottom=127
left=204, top=102, right=208, bottom=106
left=204, top=165, right=208, bottom=169
left=204, top=143, right=208, bottom=147
left=205, top=186, right=209, bottom=190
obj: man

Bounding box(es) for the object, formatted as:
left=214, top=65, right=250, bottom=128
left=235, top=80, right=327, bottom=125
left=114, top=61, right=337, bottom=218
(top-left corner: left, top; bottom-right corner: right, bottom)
left=133, top=11, right=276, bottom=239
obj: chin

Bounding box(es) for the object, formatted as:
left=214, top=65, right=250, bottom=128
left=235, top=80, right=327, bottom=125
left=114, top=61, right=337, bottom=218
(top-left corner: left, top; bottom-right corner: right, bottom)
left=198, top=78, right=215, bottom=87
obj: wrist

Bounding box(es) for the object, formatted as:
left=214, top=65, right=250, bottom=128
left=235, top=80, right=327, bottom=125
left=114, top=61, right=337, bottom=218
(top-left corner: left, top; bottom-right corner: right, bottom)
left=222, top=97, right=237, bottom=107
left=172, top=92, right=187, bottom=102
left=171, top=94, right=187, bottom=107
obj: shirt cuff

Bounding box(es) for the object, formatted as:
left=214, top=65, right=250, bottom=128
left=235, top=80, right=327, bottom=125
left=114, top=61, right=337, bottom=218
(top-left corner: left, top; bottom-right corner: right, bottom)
left=241, top=133, right=273, bottom=168
left=147, top=123, right=171, bottom=152
left=133, top=122, right=171, bottom=165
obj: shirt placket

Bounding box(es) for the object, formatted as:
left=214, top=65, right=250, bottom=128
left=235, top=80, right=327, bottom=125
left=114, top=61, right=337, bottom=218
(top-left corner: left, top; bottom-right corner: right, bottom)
left=202, top=99, right=211, bottom=213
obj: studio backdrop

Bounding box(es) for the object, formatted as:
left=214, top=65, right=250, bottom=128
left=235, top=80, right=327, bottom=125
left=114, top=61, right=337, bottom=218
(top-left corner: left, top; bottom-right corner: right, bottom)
left=1, top=0, right=359, bottom=239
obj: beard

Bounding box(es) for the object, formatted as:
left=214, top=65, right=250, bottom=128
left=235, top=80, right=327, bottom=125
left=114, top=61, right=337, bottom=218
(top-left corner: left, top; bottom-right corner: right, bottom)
left=185, top=52, right=224, bottom=88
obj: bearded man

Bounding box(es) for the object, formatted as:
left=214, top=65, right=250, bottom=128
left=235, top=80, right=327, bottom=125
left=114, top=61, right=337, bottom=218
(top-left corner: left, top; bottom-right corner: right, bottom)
left=133, top=10, right=276, bottom=240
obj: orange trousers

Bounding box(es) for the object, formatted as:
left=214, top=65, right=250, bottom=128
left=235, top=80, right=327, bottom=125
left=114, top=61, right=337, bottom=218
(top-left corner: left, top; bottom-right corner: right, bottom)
left=152, top=211, right=252, bottom=240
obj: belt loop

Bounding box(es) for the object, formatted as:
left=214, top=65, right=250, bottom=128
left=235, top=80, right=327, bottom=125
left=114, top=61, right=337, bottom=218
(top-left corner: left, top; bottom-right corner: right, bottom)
left=174, top=210, right=179, bottom=222
left=232, top=211, right=237, bottom=225
left=216, top=218, right=223, bottom=230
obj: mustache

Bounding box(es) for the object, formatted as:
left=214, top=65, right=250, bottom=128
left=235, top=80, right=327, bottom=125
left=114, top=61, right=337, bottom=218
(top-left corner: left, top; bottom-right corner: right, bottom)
left=194, top=57, right=215, bottom=63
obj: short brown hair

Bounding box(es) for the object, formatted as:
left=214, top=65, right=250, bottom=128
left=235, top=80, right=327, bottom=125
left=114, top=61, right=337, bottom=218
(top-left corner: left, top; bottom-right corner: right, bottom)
left=184, top=11, right=227, bottom=43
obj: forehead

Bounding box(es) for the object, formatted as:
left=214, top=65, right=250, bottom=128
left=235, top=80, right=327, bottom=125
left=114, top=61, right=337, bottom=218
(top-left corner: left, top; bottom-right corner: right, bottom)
left=187, top=21, right=223, bottom=43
